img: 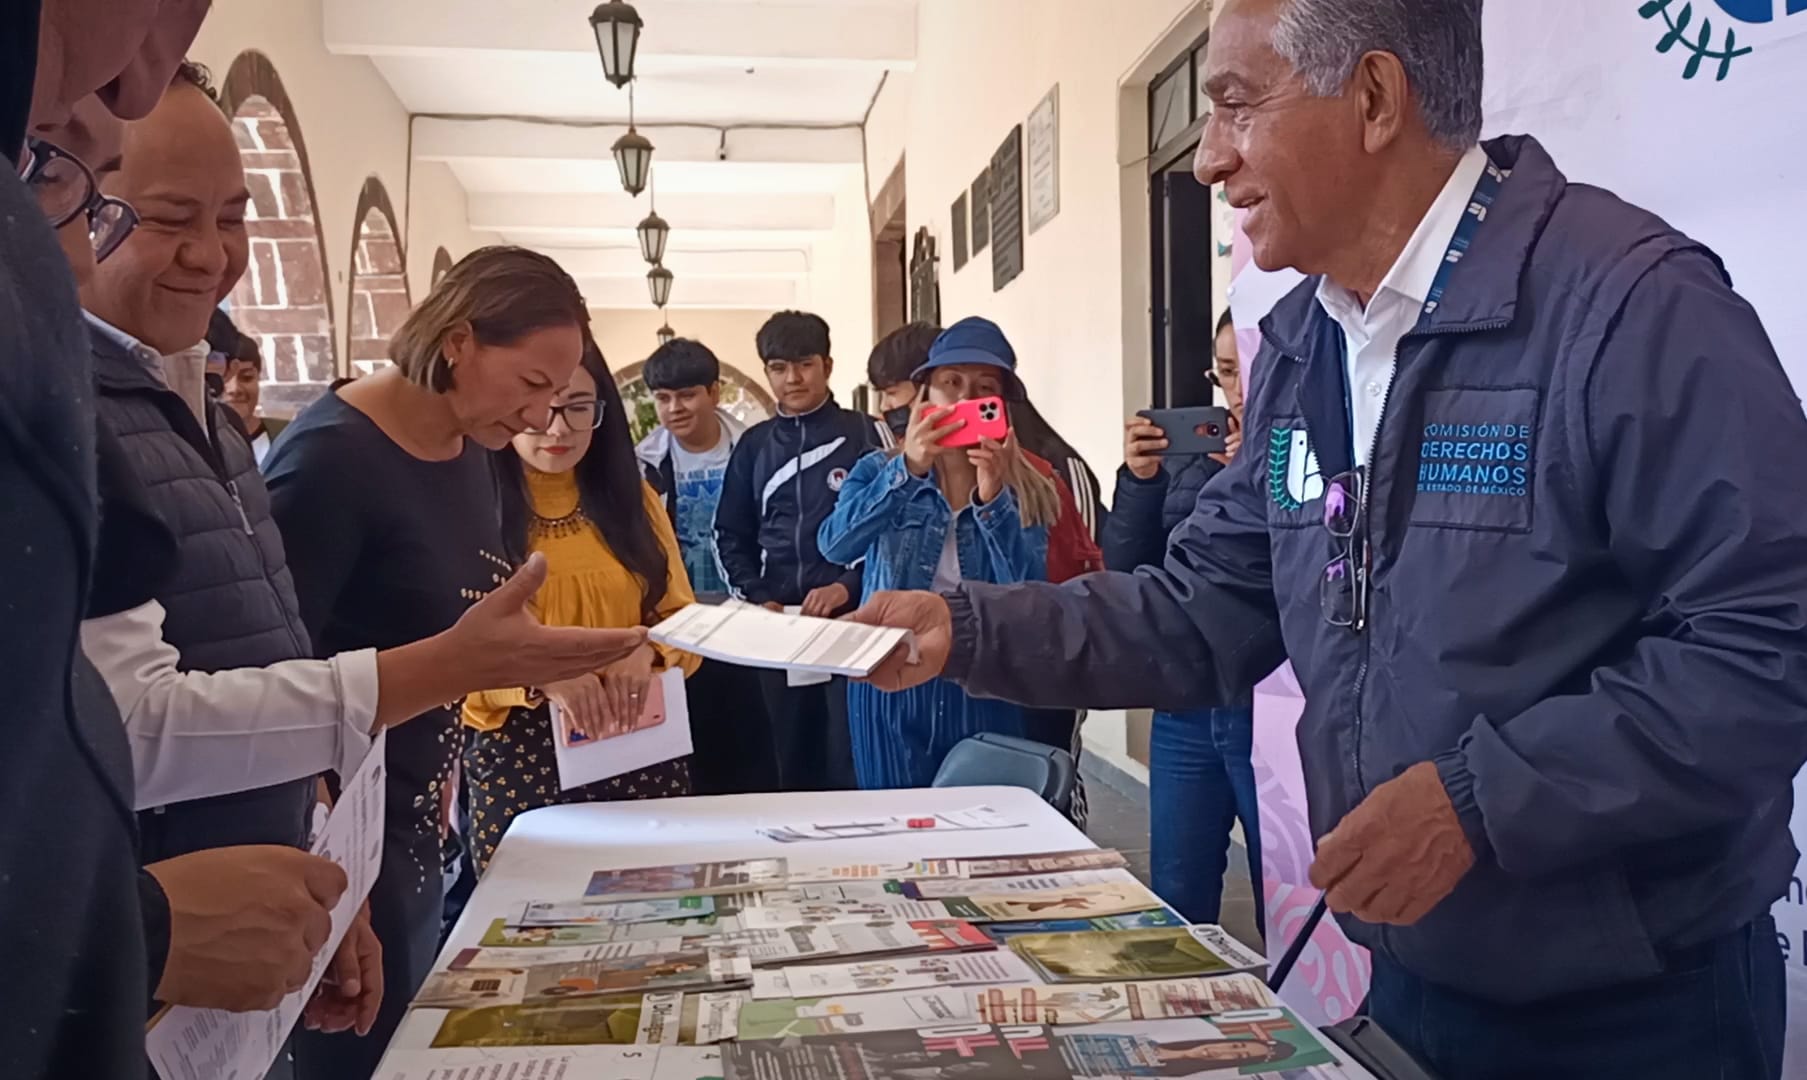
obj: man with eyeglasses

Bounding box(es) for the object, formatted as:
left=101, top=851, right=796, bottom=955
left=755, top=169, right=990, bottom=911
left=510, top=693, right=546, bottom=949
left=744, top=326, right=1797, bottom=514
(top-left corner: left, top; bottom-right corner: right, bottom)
left=848, top=1, right=1807, bottom=1077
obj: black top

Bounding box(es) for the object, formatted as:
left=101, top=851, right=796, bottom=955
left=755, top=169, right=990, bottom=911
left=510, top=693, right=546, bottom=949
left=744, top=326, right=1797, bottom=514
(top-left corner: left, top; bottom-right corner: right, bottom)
left=713, top=396, right=883, bottom=607
left=264, top=391, right=507, bottom=868
left=0, top=155, right=160, bottom=1075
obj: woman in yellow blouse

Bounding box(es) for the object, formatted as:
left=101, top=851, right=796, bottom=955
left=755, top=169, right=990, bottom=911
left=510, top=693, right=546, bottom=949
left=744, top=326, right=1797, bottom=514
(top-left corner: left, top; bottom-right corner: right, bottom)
left=462, top=342, right=699, bottom=871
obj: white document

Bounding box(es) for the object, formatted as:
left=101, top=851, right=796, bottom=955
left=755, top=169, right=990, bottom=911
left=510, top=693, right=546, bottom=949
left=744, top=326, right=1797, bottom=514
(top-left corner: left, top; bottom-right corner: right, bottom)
left=378, top=1047, right=662, bottom=1080
left=636, top=992, right=684, bottom=1045
left=690, top=991, right=747, bottom=1043
left=782, top=881, right=910, bottom=902
left=789, top=860, right=959, bottom=883
left=755, top=951, right=1037, bottom=1000
left=823, top=920, right=929, bottom=958
left=781, top=606, right=833, bottom=686
left=757, top=805, right=1025, bottom=843
left=552, top=667, right=692, bottom=791
left=648, top=601, right=912, bottom=678
left=147, top=734, right=386, bottom=1080
left=907, top=868, right=1137, bottom=898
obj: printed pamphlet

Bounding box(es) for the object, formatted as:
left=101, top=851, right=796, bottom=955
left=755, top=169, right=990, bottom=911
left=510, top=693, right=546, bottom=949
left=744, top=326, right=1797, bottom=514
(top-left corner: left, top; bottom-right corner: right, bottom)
left=904, top=867, right=1140, bottom=899
left=515, top=895, right=715, bottom=926
left=757, top=806, right=1024, bottom=844
left=721, top=1012, right=1336, bottom=1078
left=740, top=897, right=959, bottom=928
left=479, top=915, right=726, bottom=947
left=982, top=908, right=1187, bottom=942
left=953, top=849, right=1130, bottom=878
left=1009, top=925, right=1265, bottom=983
left=584, top=858, right=788, bottom=901
left=430, top=995, right=654, bottom=1048
left=943, top=880, right=1166, bottom=923
left=754, top=950, right=1038, bottom=1000
left=969, top=973, right=1276, bottom=1025
left=687, top=991, right=748, bottom=1044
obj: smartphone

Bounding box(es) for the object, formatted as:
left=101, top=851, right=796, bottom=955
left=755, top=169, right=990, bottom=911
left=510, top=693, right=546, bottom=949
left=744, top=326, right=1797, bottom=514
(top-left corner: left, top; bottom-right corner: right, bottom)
left=1137, top=406, right=1231, bottom=456
left=934, top=396, right=1010, bottom=448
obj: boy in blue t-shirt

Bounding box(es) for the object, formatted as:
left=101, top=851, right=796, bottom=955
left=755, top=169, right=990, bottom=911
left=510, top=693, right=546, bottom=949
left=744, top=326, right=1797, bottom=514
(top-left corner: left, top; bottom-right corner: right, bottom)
left=636, top=338, right=775, bottom=793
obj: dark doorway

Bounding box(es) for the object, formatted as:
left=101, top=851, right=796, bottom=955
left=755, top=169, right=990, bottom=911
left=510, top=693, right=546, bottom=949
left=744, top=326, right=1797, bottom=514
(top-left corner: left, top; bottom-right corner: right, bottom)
left=1146, top=31, right=1217, bottom=411
left=872, top=159, right=908, bottom=344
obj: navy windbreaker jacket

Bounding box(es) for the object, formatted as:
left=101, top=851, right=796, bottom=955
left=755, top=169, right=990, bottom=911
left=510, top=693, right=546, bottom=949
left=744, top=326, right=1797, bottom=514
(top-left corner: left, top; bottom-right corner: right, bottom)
left=714, top=395, right=886, bottom=608
left=939, top=135, right=1807, bottom=1003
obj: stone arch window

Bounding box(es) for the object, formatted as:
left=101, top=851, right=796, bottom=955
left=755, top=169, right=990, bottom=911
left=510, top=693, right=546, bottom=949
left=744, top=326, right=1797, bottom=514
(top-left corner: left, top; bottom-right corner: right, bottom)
left=347, top=177, right=410, bottom=377
left=431, top=247, right=455, bottom=287
left=613, top=360, right=776, bottom=443
left=221, top=51, right=336, bottom=418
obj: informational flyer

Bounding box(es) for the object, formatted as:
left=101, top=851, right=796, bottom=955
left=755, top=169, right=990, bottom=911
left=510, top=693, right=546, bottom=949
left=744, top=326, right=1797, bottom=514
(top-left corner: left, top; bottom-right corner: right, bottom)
left=740, top=897, right=959, bottom=928
left=146, top=734, right=386, bottom=1080
left=584, top=858, right=787, bottom=901
left=970, top=973, right=1276, bottom=1025
left=753, top=950, right=1037, bottom=1000
left=757, top=805, right=1024, bottom=843
left=515, top=895, right=715, bottom=926
left=905, top=867, right=1139, bottom=899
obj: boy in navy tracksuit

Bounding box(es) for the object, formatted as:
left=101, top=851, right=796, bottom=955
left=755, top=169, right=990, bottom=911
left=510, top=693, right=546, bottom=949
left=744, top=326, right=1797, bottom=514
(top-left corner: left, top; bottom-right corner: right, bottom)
left=714, top=312, right=886, bottom=790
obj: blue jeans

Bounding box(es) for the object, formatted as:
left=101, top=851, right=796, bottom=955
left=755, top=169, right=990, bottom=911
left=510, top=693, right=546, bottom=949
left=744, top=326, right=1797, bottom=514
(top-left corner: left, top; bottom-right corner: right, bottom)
left=1367, top=915, right=1785, bottom=1080
left=1149, top=707, right=1262, bottom=930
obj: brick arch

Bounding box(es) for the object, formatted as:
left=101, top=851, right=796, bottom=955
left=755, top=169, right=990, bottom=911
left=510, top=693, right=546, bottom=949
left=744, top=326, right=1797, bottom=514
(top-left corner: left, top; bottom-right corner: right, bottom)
left=221, top=50, right=337, bottom=418
left=431, top=246, right=455, bottom=287
left=346, top=176, right=410, bottom=376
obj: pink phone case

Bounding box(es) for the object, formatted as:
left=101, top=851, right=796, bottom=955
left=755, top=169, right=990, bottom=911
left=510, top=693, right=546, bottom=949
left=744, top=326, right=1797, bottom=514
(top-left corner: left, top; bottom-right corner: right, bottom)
left=562, top=676, right=667, bottom=746
left=934, top=396, right=1009, bottom=448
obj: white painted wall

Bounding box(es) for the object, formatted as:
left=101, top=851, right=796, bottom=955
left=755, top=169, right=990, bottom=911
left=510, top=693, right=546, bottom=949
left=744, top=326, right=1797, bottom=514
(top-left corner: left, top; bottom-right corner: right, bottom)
left=864, top=0, right=1203, bottom=492
left=190, top=0, right=477, bottom=340
left=405, top=159, right=493, bottom=300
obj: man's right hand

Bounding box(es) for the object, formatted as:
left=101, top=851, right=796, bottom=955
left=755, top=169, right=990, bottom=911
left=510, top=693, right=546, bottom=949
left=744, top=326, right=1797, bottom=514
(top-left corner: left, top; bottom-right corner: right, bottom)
left=444, top=552, right=647, bottom=692
left=1124, top=418, right=1169, bottom=480
left=842, top=590, right=952, bottom=692
left=148, top=845, right=348, bottom=1011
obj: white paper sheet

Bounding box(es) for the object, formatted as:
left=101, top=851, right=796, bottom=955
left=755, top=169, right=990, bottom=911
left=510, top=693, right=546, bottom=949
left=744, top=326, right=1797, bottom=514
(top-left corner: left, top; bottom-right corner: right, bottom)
left=739, top=898, right=957, bottom=928
left=756, top=805, right=1026, bottom=843
left=782, top=606, right=833, bottom=686
left=552, top=668, right=692, bottom=791
left=146, top=734, right=386, bottom=1080
left=515, top=895, right=716, bottom=926
left=755, top=950, right=1038, bottom=1000
left=648, top=600, right=912, bottom=678
left=906, top=867, right=1138, bottom=898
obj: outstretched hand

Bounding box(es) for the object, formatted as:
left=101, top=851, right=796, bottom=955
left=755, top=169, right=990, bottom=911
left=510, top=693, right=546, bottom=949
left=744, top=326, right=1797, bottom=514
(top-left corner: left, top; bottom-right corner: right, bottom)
left=841, top=590, right=952, bottom=692
left=449, top=553, right=648, bottom=693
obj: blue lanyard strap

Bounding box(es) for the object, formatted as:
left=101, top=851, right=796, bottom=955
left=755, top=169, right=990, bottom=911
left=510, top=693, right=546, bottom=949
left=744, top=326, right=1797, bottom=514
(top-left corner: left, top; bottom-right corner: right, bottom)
left=1420, top=156, right=1509, bottom=319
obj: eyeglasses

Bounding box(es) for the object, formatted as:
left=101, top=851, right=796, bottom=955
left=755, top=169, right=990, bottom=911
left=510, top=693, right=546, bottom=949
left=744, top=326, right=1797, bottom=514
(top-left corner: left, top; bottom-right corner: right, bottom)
left=1208, top=368, right=1240, bottom=389
left=20, top=138, right=140, bottom=262
left=1320, top=468, right=1368, bottom=631
left=524, top=400, right=605, bottom=434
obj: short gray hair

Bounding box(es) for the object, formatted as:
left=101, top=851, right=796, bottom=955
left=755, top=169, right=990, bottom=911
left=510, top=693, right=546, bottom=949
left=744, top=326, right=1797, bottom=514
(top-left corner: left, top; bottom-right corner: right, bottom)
left=1272, top=0, right=1484, bottom=149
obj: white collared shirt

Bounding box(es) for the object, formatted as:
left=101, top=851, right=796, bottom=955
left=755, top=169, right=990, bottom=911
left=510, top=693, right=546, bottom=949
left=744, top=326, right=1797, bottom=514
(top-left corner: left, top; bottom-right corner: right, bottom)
left=83, top=311, right=211, bottom=425
left=1316, top=145, right=1490, bottom=468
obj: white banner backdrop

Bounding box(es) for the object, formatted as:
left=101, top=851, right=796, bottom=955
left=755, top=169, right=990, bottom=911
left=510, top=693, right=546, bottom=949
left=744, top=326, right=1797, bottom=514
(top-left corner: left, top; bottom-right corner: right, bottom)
left=1235, top=0, right=1807, bottom=1060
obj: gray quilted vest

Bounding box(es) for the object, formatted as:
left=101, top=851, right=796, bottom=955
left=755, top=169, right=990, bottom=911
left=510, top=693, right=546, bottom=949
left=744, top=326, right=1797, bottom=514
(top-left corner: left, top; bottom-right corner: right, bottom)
left=90, top=326, right=314, bottom=862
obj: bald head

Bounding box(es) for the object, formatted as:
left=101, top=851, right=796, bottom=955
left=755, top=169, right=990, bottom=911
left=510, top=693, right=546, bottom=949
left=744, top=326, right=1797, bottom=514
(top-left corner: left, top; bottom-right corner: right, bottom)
left=81, top=77, right=249, bottom=353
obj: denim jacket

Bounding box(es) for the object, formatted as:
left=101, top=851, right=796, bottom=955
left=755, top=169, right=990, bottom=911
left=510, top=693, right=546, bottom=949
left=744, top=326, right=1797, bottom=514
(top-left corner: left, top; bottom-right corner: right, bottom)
left=819, top=451, right=1046, bottom=596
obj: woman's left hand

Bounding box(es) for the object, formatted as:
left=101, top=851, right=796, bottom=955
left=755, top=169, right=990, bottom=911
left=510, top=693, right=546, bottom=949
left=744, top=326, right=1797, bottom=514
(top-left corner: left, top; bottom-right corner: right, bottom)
left=598, top=643, right=657, bottom=736
left=968, top=433, right=1017, bottom=505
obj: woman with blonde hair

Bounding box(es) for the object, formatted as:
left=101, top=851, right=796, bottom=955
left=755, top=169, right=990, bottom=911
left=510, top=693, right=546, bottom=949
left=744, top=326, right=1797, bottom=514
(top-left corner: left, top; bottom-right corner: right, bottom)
left=461, top=343, right=698, bottom=872
left=267, top=246, right=626, bottom=1079
left=818, top=317, right=1057, bottom=788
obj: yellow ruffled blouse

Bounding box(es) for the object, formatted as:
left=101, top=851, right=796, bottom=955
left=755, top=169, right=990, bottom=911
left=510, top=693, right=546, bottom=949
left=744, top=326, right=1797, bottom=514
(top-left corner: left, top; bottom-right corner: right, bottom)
left=462, top=466, right=700, bottom=732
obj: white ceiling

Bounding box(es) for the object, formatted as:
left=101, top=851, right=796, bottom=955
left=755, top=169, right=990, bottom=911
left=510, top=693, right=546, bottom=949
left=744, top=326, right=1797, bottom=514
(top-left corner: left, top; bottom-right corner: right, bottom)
left=326, top=0, right=918, bottom=310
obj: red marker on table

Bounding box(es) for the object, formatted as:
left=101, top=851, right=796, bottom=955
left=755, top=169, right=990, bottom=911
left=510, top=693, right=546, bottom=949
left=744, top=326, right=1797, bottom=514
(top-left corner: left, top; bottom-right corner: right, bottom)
left=907, top=818, right=937, bottom=829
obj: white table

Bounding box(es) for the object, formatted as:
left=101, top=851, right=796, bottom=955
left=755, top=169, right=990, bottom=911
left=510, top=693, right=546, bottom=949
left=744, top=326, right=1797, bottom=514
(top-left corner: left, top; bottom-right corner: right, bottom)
left=381, top=785, right=1087, bottom=1056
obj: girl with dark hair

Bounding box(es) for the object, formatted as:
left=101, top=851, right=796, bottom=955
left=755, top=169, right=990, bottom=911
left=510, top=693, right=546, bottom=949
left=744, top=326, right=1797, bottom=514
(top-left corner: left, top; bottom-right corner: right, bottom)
left=461, top=343, right=698, bottom=871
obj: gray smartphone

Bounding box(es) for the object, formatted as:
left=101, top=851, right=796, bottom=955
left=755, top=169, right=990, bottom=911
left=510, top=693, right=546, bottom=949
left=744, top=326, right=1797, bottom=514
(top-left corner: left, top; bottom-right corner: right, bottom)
left=1136, top=406, right=1231, bottom=456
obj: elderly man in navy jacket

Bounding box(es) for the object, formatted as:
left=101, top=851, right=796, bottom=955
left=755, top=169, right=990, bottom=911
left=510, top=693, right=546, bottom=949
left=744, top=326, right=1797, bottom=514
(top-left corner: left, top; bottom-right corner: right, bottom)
left=850, top=1, right=1807, bottom=1077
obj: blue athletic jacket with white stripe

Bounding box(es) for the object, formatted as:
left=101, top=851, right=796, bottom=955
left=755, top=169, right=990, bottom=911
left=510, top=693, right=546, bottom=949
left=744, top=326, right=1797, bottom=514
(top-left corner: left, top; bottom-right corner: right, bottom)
left=937, top=135, right=1807, bottom=1004
left=714, top=395, right=886, bottom=608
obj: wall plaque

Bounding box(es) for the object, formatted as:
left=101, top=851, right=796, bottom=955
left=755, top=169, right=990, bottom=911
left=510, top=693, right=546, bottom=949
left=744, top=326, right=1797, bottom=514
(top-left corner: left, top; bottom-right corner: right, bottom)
left=951, top=192, right=969, bottom=272
left=1026, top=85, right=1060, bottom=233
left=990, top=124, right=1025, bottom=292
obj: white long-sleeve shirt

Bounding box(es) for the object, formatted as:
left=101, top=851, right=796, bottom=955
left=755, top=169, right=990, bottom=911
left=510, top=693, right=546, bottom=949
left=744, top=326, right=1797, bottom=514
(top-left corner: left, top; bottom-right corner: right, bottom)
left=82, top=600, right=380, bottom=811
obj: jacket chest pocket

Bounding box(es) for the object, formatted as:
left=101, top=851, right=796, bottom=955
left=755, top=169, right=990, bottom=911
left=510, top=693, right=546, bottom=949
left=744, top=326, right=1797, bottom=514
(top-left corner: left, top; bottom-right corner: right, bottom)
left=1407, top=387, right=1540, bottom=533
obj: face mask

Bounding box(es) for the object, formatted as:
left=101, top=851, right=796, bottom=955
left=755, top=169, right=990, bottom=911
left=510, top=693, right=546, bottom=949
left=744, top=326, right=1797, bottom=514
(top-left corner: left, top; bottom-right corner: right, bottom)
left=884, top=403, right=912, bottom=440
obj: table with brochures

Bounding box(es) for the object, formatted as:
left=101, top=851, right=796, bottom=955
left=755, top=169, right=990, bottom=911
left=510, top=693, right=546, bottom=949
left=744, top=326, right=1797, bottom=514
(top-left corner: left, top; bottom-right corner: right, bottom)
left=376, top=785, right=1379, bottom=1079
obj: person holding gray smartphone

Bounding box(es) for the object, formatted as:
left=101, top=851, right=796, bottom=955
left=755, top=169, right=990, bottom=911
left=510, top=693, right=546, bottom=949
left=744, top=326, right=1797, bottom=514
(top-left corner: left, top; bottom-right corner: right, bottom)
left=1100, top=309, right=1260, bottom=934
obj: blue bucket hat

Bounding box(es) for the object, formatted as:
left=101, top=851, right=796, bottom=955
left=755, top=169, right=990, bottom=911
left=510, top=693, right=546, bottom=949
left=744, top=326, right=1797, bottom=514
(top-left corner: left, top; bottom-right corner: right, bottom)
left=912, top=316, right=1026, bottom=400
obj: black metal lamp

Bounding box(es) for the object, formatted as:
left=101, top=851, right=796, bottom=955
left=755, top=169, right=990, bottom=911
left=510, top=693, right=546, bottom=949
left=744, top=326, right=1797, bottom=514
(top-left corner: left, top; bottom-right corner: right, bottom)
left=648, top=265, right=674, bottom=308
left=657, top=323, right=676, bottom=345
left=637, top=209, right=669, bottom=265
left=589, top=2, right=642, bottom=89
